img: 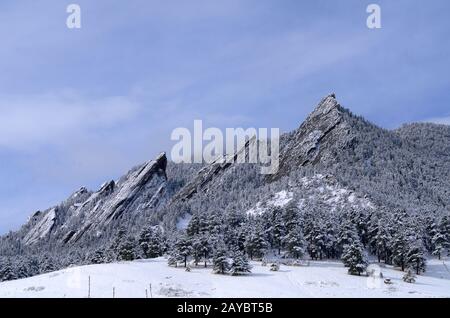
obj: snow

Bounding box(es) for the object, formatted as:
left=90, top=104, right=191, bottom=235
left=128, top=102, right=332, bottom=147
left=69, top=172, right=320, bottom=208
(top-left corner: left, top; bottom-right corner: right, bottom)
left=246, top=191, right=293, bottom=216
left=246, top=175, right=376, bottom=217
left=176, top=214, right=192, bottom=230
left=0, top=258, right=449, bottom=298
left=23, top=208, right=57, bottom=245
left=348, top=193, right=356, bottom=203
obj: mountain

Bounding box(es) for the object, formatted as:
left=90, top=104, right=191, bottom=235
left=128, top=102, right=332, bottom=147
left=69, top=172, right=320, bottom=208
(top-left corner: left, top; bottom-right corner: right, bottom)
left=270, top=94, right=450, bottom=213
left=1, top=94, right=449, bottom=281
left=11, top=153, right=168, bottom=248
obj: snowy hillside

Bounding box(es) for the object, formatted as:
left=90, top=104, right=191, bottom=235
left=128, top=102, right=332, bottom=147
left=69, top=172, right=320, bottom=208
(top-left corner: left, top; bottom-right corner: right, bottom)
left=1, top=94, right=449, bottom=294
left=0, top=258, right=449, bottom=298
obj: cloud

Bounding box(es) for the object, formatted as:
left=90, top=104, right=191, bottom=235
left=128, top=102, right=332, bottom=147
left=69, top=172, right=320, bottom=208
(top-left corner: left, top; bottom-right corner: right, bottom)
left=0, top=92, right=141, bottom=151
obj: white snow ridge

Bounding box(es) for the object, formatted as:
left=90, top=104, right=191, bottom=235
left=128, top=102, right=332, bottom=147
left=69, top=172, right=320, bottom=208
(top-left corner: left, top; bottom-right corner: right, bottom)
left=0, top=258, right=449, bottom=298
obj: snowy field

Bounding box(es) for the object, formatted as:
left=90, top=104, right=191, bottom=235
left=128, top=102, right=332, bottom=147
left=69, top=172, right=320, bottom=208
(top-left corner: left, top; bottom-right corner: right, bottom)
left=0, top=257, right=449, bottom=298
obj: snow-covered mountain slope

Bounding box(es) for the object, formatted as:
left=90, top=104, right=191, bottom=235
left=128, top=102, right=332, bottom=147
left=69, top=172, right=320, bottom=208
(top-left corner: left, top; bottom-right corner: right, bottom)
left=246, top=190, right=293, bottom=216
left=246, top=174, right=375, bottom=217
left=0, top=257, right=449, bottom=298
left=1, top=94, right=449, bottom=284
left=19, top=152, right=169, bottom=246
left=271, top=94, right=450, bottom=213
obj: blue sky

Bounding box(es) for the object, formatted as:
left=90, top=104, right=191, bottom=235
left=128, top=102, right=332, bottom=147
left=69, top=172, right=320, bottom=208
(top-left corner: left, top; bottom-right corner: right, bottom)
left=0, top=0, right=449, bottom=234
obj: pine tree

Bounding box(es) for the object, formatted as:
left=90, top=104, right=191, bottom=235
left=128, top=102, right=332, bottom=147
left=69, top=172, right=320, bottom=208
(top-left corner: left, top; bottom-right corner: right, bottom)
left=431, top=231, right=447, bottom=260
left=186, top=214, right=201, bottom=237
left=0, top=259, right=17, bottom=282
left=423, top=216, right=437, bottom=253
left=139, top=226, right=164, bottom=258
left=26, top=256, right=40, bottom=277
left=337, top=219, right=359, bottom=255
left=109, top=227, right=128, bottom=260
left=391, top=230, right=409, bottom=271
left=172, top=235, right=192, bottom=268
left=282, top=202, right=301, bottom=233
left=406, top=239, right=426, bottom=275
left=88, top=248, right=108, bottom=264
left=15, top=258, right=30, bottom=279
left=341, top=240, right=368, bottom=276
left=431, top=217, right=449, bottom=259
left=372, top=219, right=392, bottom=263
left=269, top=208, right=286, bottom=255
left=192, top=234, right=212, bottom=267
left=167, top=252, right=182, bottom=267
left=230, top=250, right=252, bottom=276
left=39, top=255, right=57, bottom=273
left=212, top=244, right=230, bottom=275
left=283, top=225, right=306, bottom=259
left=348, top=208, right=370, bottom=247
left=244, top=225, right=269, bottom=260
left=304, top=212, right=328, bottom=260
left=323, top=219, right=339, bottom=259
left=117, top=236, right=138, bottom=261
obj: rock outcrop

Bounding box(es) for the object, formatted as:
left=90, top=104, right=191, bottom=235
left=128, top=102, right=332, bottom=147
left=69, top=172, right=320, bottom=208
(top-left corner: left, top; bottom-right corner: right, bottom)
left=21, top=153, right=169, bottom=245
left=270, top=94, right=353, bottom=180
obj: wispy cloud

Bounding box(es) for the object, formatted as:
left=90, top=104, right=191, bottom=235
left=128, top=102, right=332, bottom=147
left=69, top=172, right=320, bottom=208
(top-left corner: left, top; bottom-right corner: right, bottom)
left=1, top=0, right=450, bottom=233
left=0, top=92, right=141, bottom=151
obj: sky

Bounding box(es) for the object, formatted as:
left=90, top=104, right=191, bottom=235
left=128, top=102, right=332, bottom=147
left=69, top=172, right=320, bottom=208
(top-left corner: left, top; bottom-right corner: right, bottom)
left=0, top=0, right=449, bottom=234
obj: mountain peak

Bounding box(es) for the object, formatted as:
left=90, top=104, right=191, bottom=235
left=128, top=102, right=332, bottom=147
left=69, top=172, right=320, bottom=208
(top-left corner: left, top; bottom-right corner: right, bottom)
left=269, top=94, right=350, bottom=180
left=308, top=93, right=340, bottom=120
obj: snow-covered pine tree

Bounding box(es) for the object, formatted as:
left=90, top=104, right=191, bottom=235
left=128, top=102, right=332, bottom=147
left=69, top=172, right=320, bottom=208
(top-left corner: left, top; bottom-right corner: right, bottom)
left=431, top=231, right=447, bottom=260
left=244, top=224, right=269, bottom=260
left=39, top=255, right=57, bottom=274
left=270, top=208, right=286, bottom=255
left=14, top=258, right=31, bottom=279
left=212, top=243, right=230, bottom=275
left=0, top=258, right=17, bottom=282
left=371, top=218, right=392, bottom=263
left=167, top=252, right=182, bottom=267
left=117, top=236, right=139, bottom=261
left=230, top=250, right=252, bottom=276
left=88, top=248, right=108, bottom=264
left=323, top=218, right=339, bottom=259
left=406, top=239, right=426, bottom=275
left=348, top=208, right=370, bottom=247
left=192, top=234, right=212, bottom=267
left=235, top=227, right=248, bottom=253
left=431, top=217, right=450, bottom=259
left=305, top=218, right=327, bottom=260
left=25, top=256, right=39, bottom=277
left=423, top=216, right=437, bottom=253
left=172, top=235, right=192, bottom=268
left=281, top=201, right=301, bottom=233
left=139, top=226, right=164, bottom=258
left=367, top=213, right=380, bottom=252
left=391, top=229, right=409, bottom=271
left=341, top=239, right=368, bottom=276
left=109, top=226, right=128, bottom=260
left=337, top=219, right=360, bottom=251
left=186, top=213, right=201, bottom=237
left=283, top=225, right=306, bottom=259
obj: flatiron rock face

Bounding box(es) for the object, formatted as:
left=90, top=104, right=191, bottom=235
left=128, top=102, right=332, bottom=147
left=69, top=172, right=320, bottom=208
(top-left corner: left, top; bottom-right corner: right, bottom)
left=21, top=153, right=169, bottom=246
left=270, top=94, right=354, bottom=180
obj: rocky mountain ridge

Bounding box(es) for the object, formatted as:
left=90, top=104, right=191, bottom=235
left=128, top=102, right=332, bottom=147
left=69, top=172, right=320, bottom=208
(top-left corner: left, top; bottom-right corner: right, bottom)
left=2, top=94, right=449, bottom=254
